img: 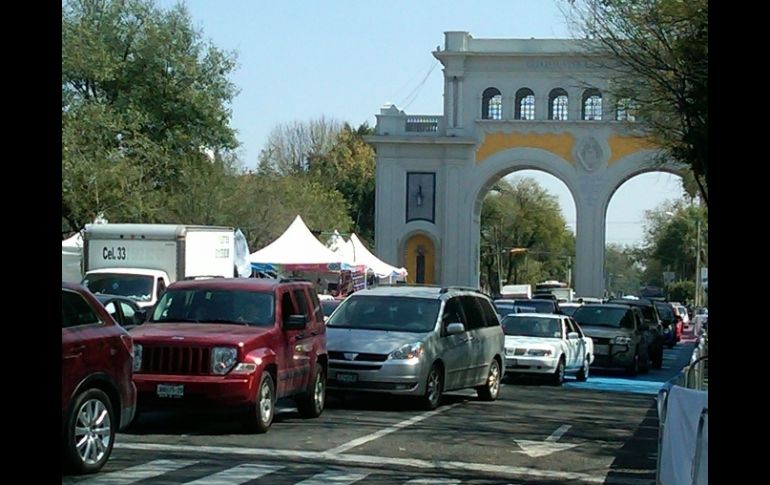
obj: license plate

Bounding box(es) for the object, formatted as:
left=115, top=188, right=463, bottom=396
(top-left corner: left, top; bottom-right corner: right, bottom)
left=157, top=384, right=184, bottom=398
left=336, top=372, right=358, bottom=383
left=508, top=358, right=518, bottom=366
left=594, top=344, right=609, bottom=355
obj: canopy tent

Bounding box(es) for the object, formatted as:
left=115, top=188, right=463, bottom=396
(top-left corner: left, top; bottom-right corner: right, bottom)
left=249, top=215, right=361, bottom=272
left=327, top=231, right=407, bottom=279
left=349, top=234, right=407, bottom=279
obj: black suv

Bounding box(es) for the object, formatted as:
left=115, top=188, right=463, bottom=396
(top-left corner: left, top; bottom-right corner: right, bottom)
left=606, top=297, right=665, bottom=369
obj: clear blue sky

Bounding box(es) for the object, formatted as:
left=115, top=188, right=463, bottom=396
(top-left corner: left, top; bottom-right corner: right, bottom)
left=159, top=0, right=685, bottom=247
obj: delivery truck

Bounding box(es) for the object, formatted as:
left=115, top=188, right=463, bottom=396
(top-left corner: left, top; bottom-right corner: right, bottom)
left=81, top=224, right=236, bottom=308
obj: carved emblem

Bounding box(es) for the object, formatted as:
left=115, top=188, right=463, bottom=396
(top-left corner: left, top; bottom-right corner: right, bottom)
left=575, top=136, right=605, bottom=172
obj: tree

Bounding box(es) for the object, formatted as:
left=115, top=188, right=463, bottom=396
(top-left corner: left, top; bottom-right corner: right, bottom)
left=480, top=178, right=575, bottom=294
left=62, top=0, right=239, bottom=233
left=223, top=172, right=354, bottom=252
left=257, top=117, right=342, bottom=176
left=605, top=244, right=644, bottom=296
left=563, top=0, right=708, bottom=206
left=307, top=123, right=377, bottom=246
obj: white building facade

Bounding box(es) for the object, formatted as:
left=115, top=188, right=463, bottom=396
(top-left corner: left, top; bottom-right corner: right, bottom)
left=366, top=32, right=680, bottom=297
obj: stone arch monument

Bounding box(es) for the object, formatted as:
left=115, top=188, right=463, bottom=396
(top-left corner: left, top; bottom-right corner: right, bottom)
left=365, top=32, right=684, bottom=297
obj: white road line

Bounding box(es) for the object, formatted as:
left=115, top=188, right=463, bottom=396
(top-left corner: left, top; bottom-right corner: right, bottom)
left=114, top=442, right=620, bottom=483
left=82, top=459, right=197, bottom=484
left=326, top=403, right=460, bottom=454
left=294, top=469, right=369, bottom=484
left=405, top=479, right=461, bottom=484
left=183, top=464, right=283, bottom=484
left=545, top=424, right=571, bottom=442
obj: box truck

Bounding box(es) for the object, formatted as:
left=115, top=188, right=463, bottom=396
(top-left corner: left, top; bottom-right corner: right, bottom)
left=81, top=224, right=236, bottom=308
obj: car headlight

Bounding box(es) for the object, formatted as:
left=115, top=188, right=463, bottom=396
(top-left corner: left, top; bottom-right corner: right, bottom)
left=133, top=343, right=143, bottom=372
left=614, top=336, right=632, bottom=345
left=390, top=342, right=424, bottom=360
left=526, top=348, right=553, bottom=357
left=211, top=347, right=238, bottom=375
left=505, top=347, right=515, bottom=356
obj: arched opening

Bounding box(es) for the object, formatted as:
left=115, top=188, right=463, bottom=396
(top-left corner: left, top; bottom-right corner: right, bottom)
left=582, top=88, right=602, bottom=121
left=474, top=169, right=577, bottom=296
left=604, top=171, right=696, bottom=299
left=403, top=233, right=436, bottom=285
left=548, top=88, right=569, bottom=120
left=514, top=88, right=535, bottom=120
left=481, top=87, right=503, bottom=120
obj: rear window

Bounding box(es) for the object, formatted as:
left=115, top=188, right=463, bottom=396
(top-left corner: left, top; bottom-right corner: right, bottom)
left=514, top=300, right=555, bottom=314
left=62, top=290, right=101, bottom=328
left=573, top=306, right=633, bottom=329
left=501, top=316, right=562, bottom=338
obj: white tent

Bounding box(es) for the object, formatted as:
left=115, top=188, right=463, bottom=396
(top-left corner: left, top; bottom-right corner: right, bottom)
left=348, top=234, right=407, bottom=279
left=327, top=232, right=407, bottom=280
left=62, top=232, right=83, bottom=283
left=249, top=215, right=358, bottom=271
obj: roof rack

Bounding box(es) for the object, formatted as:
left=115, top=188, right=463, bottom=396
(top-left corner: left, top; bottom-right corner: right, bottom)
left=182, top=275, right=225, bottom=280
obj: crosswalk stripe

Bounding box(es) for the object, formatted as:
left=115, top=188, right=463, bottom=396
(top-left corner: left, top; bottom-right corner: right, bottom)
left=183, top=463, right=284, bottom=484
left=82, top=459, right=197, bottom=484
left=294, top=469, right=369, bottom=484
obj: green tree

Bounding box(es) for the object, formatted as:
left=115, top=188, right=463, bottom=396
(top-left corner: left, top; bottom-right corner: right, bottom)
left=224, top=172, right=353, bottom=252
left=62, top=0, right=239, bottom=233
left=307, top=123, right=377, bottom=246
left=480, top=178, right=575, bottom=294
left=667, top=280, right=695, bottom=303
left=563, top=0, right=708, bottom=206
left=605, top=243, right=644, bottom=296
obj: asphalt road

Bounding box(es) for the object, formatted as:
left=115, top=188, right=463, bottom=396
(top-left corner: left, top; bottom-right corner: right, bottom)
left=63, top=338, right=697, bottom=485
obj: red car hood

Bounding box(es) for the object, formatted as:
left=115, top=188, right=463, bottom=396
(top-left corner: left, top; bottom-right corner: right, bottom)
left=129, top=323, right=273, bottom=346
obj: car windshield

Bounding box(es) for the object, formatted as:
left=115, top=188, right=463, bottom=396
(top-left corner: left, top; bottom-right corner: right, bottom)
left=573, top=306, right=632, bottom=329
left=150, top=288, right=275, bottom=326
left=326, top=296, right=440, bottom=333
left=501, top=316, right=562, bottom=338
left=82, top=273, right=153, bottom=302
left=655, top=303, right=674, bottom=320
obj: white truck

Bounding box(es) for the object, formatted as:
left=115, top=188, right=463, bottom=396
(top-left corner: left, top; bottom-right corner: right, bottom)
left=81, top=224, right=237, bottom=308
left=500, top=284, right=532, bottom=300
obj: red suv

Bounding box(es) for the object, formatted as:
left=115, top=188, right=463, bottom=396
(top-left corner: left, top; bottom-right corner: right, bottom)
left=62, top=282, right=137, bottom=474
left=130, top=278, right=327, bottom=432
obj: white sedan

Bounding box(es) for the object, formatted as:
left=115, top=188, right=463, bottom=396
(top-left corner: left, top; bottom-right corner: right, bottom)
left=501, top=313, right=594, bottom=386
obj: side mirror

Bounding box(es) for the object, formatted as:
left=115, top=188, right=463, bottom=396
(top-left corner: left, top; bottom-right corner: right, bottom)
left=567, top=331, right=579, bottom=339
left=284, top=314, right=307, bottom=331
left=446, top=322, right=465, bottom=335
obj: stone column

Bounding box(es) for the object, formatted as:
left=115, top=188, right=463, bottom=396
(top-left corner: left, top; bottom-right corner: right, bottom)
left=574, top=186, right=608, bottom=298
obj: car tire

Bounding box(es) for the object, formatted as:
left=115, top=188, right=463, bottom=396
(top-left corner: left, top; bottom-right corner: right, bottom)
left=62, top=388, right=116, bottom=475
left=576, top=356, right=590, bottom=382
left=297, top=363, right=326, bottom=419
left=476, top=359, right=501, bottom=401
left=551, top=357, right=565, bottom=386
left=421, top=363, right=443, bottom=410
left=245, top=371, right=275, bottom=433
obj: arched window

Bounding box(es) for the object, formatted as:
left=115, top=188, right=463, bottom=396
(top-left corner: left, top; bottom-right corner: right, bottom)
left=582, top=89, right=602, bottom=120
left=482, top=87, right=502, bottom=120
left=515, top=88, right=535, bottom=120
left=549, top=88, right=569, bottom=120
left=616, top=98, right=638, bottom=121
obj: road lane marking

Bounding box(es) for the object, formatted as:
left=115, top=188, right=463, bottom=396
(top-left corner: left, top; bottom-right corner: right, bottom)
left=406, top=479, right=461, bottom=484
left=294, top=469, right=369, bottom=484
left=326, top=403, right=460, bottom=454
left=113, top=442, right=618, bottom=483
left=82, top=459, right=197, bottom=484
left=183, top=464, right=283, bottom=484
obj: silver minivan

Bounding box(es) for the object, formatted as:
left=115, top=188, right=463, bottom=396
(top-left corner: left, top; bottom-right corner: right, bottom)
left=326, top=286, right=505, bottom=409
